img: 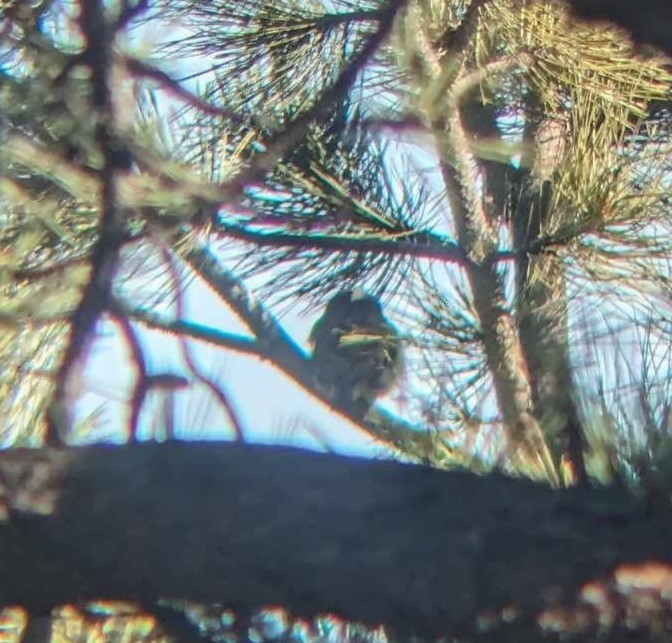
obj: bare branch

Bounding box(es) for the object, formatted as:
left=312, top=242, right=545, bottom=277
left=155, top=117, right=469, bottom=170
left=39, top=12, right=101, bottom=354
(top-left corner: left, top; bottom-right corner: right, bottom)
left=47, top=0, right=128, bottom=444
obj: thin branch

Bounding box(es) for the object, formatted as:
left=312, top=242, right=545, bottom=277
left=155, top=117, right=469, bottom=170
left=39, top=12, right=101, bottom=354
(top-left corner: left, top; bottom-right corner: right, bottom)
left=46, top=1, right=127, bottom=445
left=124, top=57, right=249, bottom=124
left=162, top=249, right=246, bottom=442
left=182, top=245, right=311, bottom=372
left=113, top=300, right=260, bottom=357
left=115, top=0, right=149, bottom=31
left=218, top=224, right=471, bottom=266
left=112, top=312, right=149, bottom=442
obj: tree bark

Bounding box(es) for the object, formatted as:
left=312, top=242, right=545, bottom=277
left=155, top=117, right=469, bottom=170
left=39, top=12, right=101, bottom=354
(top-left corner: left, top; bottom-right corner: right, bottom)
left=461, top=91, right=587, bottom=484
left=443, top=91, right=555, bottom=480
left=0, top=442, right=671, bottom=641
left=511, top=111, right=587, bottom=484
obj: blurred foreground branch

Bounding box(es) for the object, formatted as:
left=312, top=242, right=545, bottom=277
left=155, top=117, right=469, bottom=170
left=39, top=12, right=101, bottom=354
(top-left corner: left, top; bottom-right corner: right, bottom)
left=1, top=442, right=672, bottom=641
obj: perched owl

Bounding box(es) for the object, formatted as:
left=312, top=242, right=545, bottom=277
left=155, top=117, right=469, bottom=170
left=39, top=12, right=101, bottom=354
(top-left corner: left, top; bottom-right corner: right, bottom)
left=309, top=290, right=402, bottom=417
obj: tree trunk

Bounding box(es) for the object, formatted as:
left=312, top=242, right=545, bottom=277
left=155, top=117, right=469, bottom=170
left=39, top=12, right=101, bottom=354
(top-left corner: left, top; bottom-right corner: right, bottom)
left=461, top=92, right=587, bottom=484
left=1, top=442, right=671, bottom=641
left=512, top=106, right=587, bottom=484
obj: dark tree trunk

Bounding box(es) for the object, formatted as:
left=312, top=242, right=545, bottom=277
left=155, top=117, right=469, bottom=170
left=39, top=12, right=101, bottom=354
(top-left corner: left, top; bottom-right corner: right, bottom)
left=0, top=442, right=671, bottom=641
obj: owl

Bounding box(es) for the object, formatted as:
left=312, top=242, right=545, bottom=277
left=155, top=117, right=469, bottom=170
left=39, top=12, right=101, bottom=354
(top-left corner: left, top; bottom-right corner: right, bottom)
left=309, top=290, right=402, bottom=417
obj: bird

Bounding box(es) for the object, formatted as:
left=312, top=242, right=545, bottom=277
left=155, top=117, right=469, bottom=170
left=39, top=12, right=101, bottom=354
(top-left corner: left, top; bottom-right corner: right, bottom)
left=308, top=290, right=402, bottom=418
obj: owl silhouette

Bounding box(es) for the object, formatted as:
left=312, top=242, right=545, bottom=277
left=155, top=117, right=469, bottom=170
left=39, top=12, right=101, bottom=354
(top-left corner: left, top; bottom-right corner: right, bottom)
left=309, top=290, right=402, bottom=417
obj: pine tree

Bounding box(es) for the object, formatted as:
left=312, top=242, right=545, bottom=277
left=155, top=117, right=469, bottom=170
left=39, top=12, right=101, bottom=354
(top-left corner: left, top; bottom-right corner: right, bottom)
left=2, top=0, right=672, bottom=639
